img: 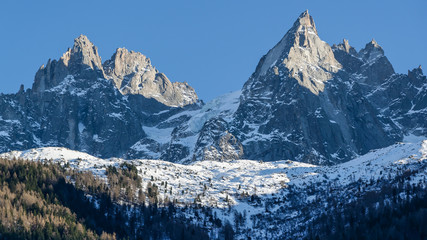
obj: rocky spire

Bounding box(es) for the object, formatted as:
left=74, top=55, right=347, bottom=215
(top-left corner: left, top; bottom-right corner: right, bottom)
left=408, top=65, right=424, bottom=77
left=253, top=10, right=341, bottom=94
left=335, top=39, right=358, bottom=55
left=103, top=47, right=199, bottom=107
left=60, top=35, right=103, bottom=71
left=32, top=35, right=105, bottom=93
left=359, top=39, right=385, bottom=62
left=369, top=39, right=380, bottom=48
left=291, top=10, right=318, bottom=36
left=331, top=39, right=363, bottom=73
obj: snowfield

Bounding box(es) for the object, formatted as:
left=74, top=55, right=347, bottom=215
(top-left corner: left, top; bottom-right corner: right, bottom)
left=1, top=136, right=426, bottom=209
left=1, top=136, right=426, bottom=239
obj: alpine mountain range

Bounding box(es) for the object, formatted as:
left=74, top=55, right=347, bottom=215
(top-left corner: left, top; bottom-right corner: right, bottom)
left=0, top=10, right=426, bottom=166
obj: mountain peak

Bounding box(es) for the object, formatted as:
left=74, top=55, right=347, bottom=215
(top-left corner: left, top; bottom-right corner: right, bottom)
left=293, top=10, right=317, bottom=35
left=359, top=39, right=385, bottom=62
left=74, top=34, right=91, bottom=45
left=32, top=35, right=104, bottom=93
left=333, top=39, right=358, bottom=56
left=363, top=39, right=383, bottom=52
left=103, top=47, right=199, bottom=107
left=342, top=39, right=351, bottom=51
left=369, top=39, right=380, bottom=47
left=408, top=65, right=424, bottom=77
left=60, top=34, right=103, bottom=71
left=253, top=10, right=341, bottom=94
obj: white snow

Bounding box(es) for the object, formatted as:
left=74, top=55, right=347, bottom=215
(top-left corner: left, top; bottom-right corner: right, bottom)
left=1, top=136, right=426, bottom=240
left=108, top=112, right=124, bottom=120
left=1, top=137, right=425, bottom=211
left=259, top=33, right=290, bottom=75
left=78, top=123, right=86, bottom=134
left=92, top=134, right=103, bottom=143
left=0, top=131, right=10, bottom=138
left=142, top=126, right=175, bottom=144
left=131, top=90, right=241, bottom=161
left=180, top=90, right=241, bottom=133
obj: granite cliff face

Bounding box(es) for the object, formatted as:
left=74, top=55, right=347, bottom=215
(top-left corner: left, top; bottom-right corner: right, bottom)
left=227, top=11, right=404, bottom=164
left=254, top=10, right=342, bottom=95
left=0, top=11, right=426, bottom=165
left=104, top=48, right=198, bottom=107
left=0, top=35, right=199, bottom=158
left=226, top=10, right=424, bottom=164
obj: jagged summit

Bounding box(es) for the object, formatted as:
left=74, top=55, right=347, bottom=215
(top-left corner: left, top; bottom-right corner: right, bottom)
left=292, top=10, right=318, bottom=35
left=253, top=10, right=341, bottom=94
left=1, top=11, right=426, bottom=166
left=408, top=65, right=424, bottom=76
left=369, top=39, right=380, bottom=48
left=62, top=34, right=103, bottom=70
left=234, top=10, right=413, bottom=165
left=32, top=35, right=104, bottom=93
left=360, top=38, right=385, bottom=59
left=334, top=39, right=358, bottom=55
left=73, top=34, right=92, bottom=49
left=31, top=35, right=198, bottom=107
left=103, top=47, right=199, bottom=107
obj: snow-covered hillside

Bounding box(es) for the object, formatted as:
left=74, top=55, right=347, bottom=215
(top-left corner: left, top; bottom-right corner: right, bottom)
left=127, top=90, right=242, bottom=162
left=1, top=136, right=426, bottom=238
left=1, top=136, right=425, bottom=207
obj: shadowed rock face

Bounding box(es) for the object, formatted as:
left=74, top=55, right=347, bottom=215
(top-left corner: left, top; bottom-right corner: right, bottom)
left=367, top=66, right=427, bottom=136
left=193, top=118, right=243, bottom=161
left=230, top=11, right=406, bottom=165
left=0, top=35, right=200, bottom=158
left=32, top=35, right=105, bottom=94
left=0, top=11, right=425, bottom=165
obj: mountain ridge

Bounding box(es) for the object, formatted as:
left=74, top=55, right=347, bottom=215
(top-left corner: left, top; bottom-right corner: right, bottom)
left=1, top=135, right=425, bottom=238
left=0, top=10, right=426, bottom=165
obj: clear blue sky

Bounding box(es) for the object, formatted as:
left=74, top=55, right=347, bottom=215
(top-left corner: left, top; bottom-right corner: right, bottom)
left=0, top=0, right=426, bottom=101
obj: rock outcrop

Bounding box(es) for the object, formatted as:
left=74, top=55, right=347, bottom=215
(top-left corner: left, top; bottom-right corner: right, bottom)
left=193, top=118, right=243, bottom=161
left=104, top=48, right=198, bottom=107
left=0, top=11, right=425, bottom=165
left=229, top=11, right=406, bottom=164
left=0, top=35, right=199, bottom=158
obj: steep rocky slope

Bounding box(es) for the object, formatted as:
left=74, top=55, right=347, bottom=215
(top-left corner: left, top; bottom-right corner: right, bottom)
left=1, top=136, right=426, bottom=238
left=0, top=35, right=200, bottom=158
left=0, top=11, right=426, bottom=165
left=228, top=11, right=407, bottom=164
left=103, top=47, right=198, bottom=107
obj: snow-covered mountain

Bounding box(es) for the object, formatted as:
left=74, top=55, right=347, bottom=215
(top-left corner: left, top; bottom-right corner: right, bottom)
left=228, top=11, right=421, bottom=164
left=0, top=35, right=201, bottom=160
left=0, top=10, right=426, bottom=239
left=1, top=136, right=426, bottom=238
left=0, top=10, right=426, bottom=165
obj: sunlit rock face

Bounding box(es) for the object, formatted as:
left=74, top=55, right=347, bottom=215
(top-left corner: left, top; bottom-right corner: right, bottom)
left=231, top=11, right=404, bottom=165
left=0, top=35, right=200, bottom=158
left=104, top=48, right=198, bottom=107
left=0, top=11, right=425, bottom=165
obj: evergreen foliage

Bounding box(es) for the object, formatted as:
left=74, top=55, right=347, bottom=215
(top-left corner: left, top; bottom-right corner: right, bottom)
left=0, top=158, right=211, bottom=239
left=306, top=184, right=427, bottom=240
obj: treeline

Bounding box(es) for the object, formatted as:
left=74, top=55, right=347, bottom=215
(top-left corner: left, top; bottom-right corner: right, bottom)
left=305, top=182, right=427, bottom=240
left=0, top=158, right=109, bottom=239
left=0, top=158, right=211, bottom=239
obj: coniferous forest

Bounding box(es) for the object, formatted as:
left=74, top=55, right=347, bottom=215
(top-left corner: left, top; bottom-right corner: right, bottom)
left=305, top=179, right=427, bottom=240
left=0, top=158, right=212, bottom=240
left=1, top=156, right=426, bottom=239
